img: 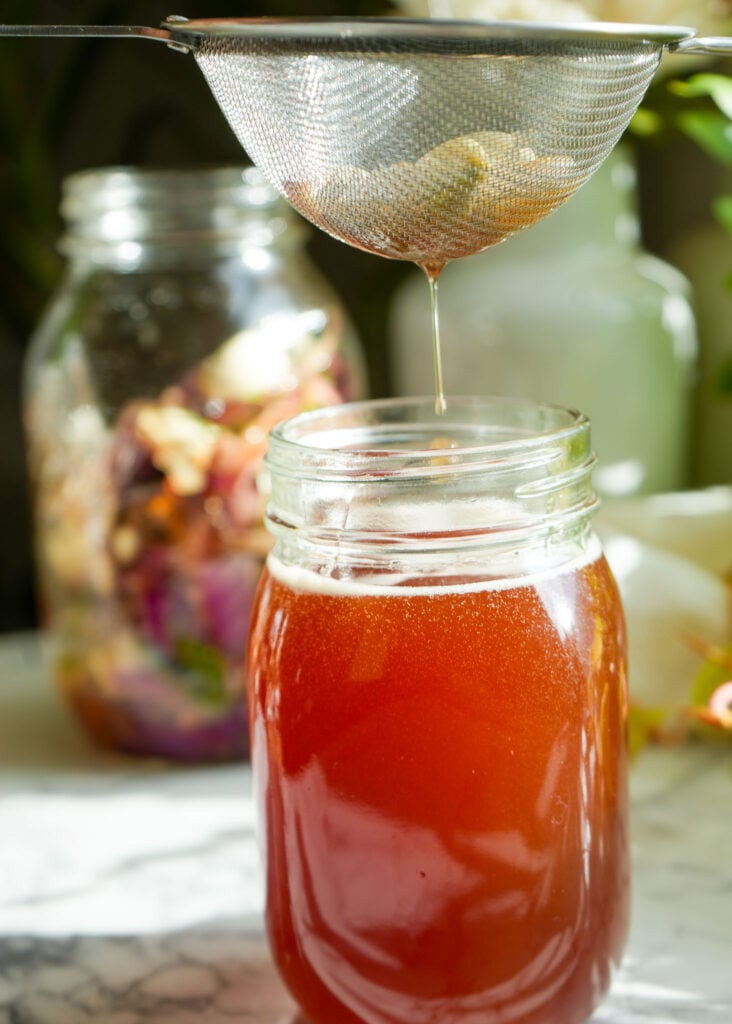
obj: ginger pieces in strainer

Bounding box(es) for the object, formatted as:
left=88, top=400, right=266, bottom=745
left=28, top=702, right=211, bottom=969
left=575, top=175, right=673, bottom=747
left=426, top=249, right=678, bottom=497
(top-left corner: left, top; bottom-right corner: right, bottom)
left=285, top=130, right=584, bottom=271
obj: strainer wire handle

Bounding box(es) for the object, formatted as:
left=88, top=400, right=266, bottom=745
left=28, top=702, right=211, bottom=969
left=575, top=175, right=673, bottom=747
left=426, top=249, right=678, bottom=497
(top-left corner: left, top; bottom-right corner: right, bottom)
left=670, top=35, right=732, bottom=55
left=0, top=24, right=184, bottom=46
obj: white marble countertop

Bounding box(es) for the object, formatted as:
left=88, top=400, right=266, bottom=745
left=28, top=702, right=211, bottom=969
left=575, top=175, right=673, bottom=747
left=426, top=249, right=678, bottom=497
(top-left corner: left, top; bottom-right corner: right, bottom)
left=1, top=631, right=731, bottom=1024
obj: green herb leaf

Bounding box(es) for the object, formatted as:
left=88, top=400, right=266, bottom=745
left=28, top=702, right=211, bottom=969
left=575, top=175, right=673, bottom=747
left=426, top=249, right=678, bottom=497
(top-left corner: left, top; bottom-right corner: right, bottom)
left=174, top=636, right=227, bottom=706
left=687, top=646, right=732, bottom=744
left=712, top=355, right=732, bottom=397
left=628, top=703, right=672, bottom=759
left=670, top=74, right=732, bottom=120
left=713, top=194, right=732, bottom=232
left=677, top=110, right=732, bottom=167
left=628, top=107, right=664, bottom=138
left=691, top=653, right=729, bottom=707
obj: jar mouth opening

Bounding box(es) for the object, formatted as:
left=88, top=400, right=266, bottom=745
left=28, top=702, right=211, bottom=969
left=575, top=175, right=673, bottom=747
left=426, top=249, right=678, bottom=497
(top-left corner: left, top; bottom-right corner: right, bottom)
left=58, top=164, right=300, bottom=254
left=62, top=164, right=278, bottom=207
left=265, top=397, right=598, bottom=575
left=267, top=395, right=589, bottom=480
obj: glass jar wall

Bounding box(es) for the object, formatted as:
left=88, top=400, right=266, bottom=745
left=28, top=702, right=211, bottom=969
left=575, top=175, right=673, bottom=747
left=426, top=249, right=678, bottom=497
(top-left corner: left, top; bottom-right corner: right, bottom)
left=24, top=165, right=365, bottom=762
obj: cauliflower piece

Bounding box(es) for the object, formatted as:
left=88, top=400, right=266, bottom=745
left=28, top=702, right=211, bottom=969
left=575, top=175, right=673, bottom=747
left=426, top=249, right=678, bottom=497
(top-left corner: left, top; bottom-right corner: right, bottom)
left=135, top=406, right=222, bottom=496
left=290, top=130, right=582, bottom=271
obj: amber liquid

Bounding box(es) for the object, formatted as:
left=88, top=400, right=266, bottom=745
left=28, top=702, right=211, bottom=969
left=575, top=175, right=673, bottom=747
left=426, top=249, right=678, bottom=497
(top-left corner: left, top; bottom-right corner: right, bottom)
left=247, top=552, right=629, bottom=1024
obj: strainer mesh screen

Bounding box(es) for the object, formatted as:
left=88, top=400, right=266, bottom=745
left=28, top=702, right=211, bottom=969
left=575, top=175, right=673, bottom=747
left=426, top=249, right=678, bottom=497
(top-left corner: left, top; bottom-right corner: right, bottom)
left=195, top=33, right=660, bottom=269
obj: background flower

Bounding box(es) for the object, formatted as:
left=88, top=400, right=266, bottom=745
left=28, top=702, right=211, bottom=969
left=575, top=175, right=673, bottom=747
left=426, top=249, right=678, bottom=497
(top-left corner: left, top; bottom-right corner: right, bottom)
left=595, top=2, right=730, bottom=34
left=402, top=0, right=732, bottom=34
left=410, top=1, right=593, bottom=19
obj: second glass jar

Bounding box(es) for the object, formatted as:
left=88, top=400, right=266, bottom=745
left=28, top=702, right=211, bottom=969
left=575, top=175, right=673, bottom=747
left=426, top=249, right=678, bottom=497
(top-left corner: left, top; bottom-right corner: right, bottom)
left=24, top=164, right=365, bottom=762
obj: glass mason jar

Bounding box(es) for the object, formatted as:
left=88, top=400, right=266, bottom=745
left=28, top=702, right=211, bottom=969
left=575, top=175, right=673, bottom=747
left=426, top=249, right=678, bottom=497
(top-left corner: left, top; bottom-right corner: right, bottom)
left=24, top=165, right=365, bottom=762
left=248, top=397, right=629, bottom=1024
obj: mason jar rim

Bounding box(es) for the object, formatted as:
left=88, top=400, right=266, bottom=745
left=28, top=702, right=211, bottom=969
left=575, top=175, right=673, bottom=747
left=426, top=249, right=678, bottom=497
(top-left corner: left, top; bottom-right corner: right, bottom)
left=58, top=163, right=303, bottom=255
left=61, top=163, right=279, bottom=212
left=264, top=396, right=598, bottom=580
left=266, top=395, right=590, bottom=481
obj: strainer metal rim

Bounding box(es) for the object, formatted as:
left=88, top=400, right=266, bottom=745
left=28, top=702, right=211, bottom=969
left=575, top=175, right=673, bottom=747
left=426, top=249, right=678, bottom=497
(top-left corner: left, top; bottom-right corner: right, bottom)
left=168, top=17, right=696, bottom=48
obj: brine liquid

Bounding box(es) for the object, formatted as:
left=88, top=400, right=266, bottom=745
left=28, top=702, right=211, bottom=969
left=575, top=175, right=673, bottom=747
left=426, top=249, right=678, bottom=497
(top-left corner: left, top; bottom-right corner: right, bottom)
left=247, top=550, right=629, bottom=1024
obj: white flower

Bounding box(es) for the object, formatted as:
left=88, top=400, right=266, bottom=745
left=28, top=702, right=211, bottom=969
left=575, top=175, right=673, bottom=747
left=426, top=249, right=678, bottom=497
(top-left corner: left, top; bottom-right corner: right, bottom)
left=595, top=1, right=730, bottom=36
left=591, top=1, right=731, bottom=75
left=398, top=0, right=731, bottom=33
left=400, top=0, right=594, bottom=16
left=396, top=0, right=730, bottom=80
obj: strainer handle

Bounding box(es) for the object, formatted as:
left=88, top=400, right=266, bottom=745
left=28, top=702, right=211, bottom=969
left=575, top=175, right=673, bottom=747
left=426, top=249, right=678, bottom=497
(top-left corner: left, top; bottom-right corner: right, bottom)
left=0, top=24, right=189, bottom=48
left=670, top=35, right=732, bottom=55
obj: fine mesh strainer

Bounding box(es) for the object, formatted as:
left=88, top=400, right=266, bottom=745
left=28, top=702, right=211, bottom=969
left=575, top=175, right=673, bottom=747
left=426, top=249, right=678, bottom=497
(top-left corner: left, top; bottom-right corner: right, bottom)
left=3, top=17, right=732, bottom=272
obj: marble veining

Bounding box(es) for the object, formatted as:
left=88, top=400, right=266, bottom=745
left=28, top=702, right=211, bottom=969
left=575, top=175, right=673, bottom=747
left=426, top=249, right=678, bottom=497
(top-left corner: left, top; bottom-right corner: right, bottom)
left=0, top=931, right=297, bottom=1023
left=1, top=933, right=731, bottom=1024
left=1, top=633, right=731, bottom=1023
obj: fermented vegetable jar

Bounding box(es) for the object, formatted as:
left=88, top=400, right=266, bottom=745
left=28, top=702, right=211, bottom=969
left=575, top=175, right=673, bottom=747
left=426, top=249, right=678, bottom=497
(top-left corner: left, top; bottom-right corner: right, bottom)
left=248, top=396, right=629, bottom=1024
left=24, top=164, right=364, bottom=762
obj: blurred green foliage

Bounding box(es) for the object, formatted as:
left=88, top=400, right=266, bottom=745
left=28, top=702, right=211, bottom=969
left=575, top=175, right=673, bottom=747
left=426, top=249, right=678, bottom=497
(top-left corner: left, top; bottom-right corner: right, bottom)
left=670, top=72, right=732, bottom=393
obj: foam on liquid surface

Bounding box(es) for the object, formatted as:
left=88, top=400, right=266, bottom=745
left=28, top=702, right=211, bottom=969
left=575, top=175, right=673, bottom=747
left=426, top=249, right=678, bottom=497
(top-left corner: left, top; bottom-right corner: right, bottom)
left=267, top=533, right=603, bottom=598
